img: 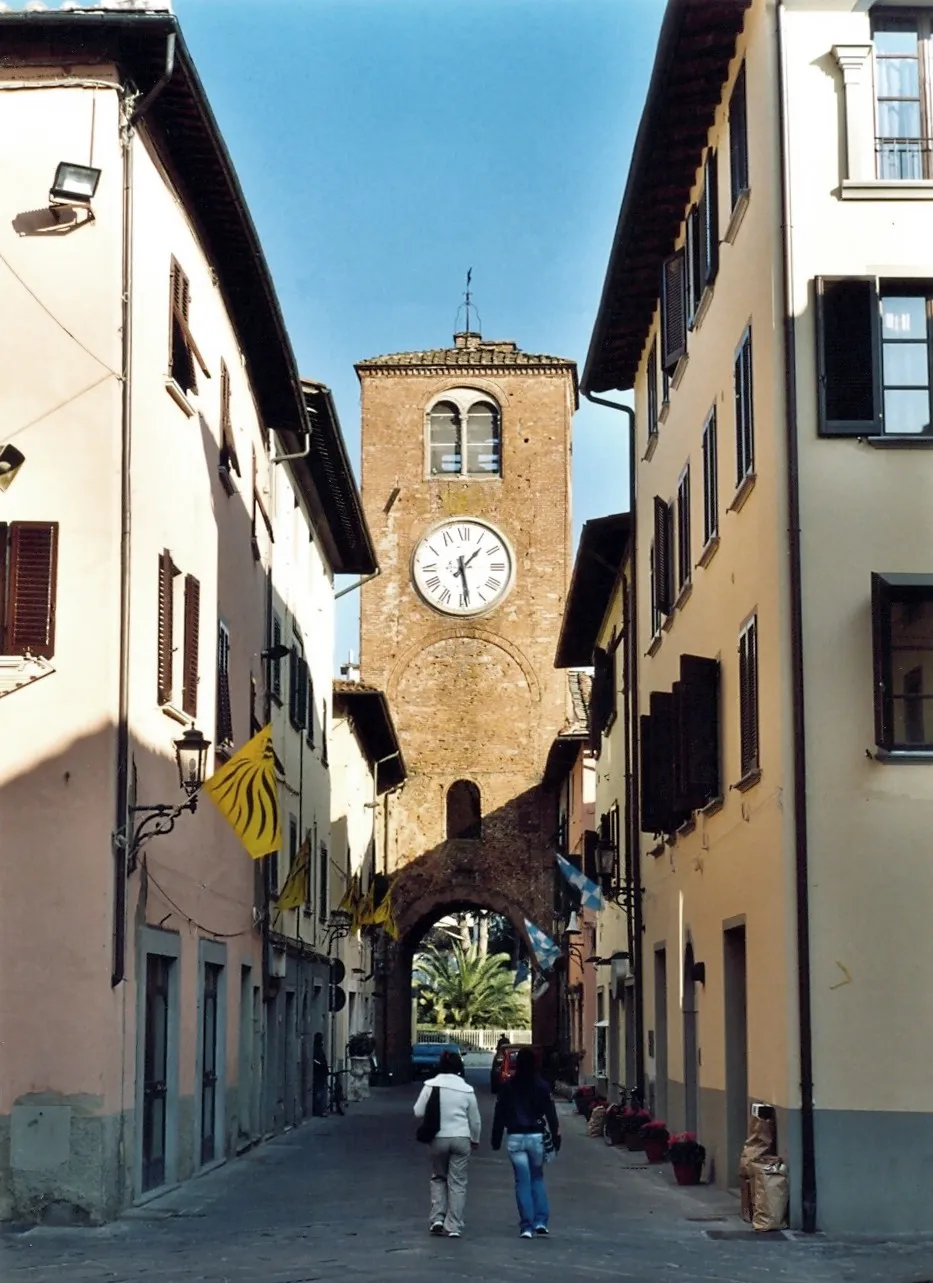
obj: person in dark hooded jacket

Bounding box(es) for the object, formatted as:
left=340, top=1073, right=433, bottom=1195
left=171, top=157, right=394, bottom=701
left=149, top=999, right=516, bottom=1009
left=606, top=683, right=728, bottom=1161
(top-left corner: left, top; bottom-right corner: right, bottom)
left=491, top=1047, right=560, bottom=1237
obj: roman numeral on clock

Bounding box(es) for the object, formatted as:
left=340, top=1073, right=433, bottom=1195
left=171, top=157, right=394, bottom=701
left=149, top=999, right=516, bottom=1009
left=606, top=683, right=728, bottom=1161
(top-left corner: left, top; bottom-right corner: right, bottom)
left=457, top=527, right=470, bottom=541
left=486, top=543, right=501, bottom=555
left=489, top=562, right=506, bottom=573
left=442, top=531, right=454, bottom=546
left=425, top=575, right=441, bottom=591
left=486, top=577, right=501, bottom=591
left=438, top=587, right=452, bottom=605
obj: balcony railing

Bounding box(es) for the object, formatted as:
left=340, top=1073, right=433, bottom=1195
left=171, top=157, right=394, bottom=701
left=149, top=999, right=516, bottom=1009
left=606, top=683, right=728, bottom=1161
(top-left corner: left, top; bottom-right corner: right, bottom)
left=876, top=136, right=933, bottom=180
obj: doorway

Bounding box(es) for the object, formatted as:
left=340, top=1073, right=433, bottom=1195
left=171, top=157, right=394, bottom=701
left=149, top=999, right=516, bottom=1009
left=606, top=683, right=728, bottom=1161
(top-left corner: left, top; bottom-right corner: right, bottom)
left=200, top=963, right=221, bottom=1165
left=682, top=941, right=699, bottom=1135
left=142, top=954, right=171, bottom=1191
left=723, top=924, right=748, bottom=1186
left=654, top=948, right=668, bottom=1122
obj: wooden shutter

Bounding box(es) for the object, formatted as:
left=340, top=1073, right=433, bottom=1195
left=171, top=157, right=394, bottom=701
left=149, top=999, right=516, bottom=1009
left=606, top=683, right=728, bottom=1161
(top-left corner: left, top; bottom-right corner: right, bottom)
left=815, top=277, right=881, bottom=436
left=653, top=497, right=673, bottom=616
left=219, top=360, right=240, bottom=476
left=306, top=673, right=315, bottom=746
left=4, top=522, right=58, bottom=658
left=739, top=619, right=759, bottom=776
left=704, top=149, right=720, bottom=286
left=0, top=523, right=7, bottom=651
left=157, top=549, right=174, bottom=704
left=871, top=573, right=894, bottom=749
left=182, top=574, right=200, bottom=716
left=649, top=691, right=677, bottom=833
left=639, top=714, right=661, bottom=834
left=270, top=614, right=283, bottom=700
left=216, top=624, right=233, bottom=748
left=677, top=655, right=721, bottom=810
left=687, top=205, right=702, bottom=323
left=661, top=249, right=687, bottom=371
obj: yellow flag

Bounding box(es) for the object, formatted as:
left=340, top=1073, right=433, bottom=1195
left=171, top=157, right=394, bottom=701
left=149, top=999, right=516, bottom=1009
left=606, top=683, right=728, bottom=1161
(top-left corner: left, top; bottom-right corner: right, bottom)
left=354, top=883, right=376, bottom=930
left=371, top=892, right=400, bottom=941
left=202, top=724, right=281, bottom=859
left=338, top=874, right=362, bottom=918
left=276, top=837, right=311, bottom=911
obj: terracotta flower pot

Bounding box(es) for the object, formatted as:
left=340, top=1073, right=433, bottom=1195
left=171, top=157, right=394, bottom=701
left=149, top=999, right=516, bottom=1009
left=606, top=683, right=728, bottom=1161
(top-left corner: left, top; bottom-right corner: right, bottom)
left=672, top=1160, right=703, bottom=1185
left=643, top=1138, right=668, bottom=1163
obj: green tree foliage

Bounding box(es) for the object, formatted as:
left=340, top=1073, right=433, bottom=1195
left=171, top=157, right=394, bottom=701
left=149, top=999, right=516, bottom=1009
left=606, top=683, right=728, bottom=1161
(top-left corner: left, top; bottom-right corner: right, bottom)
left=415, top=944, right=530, bottom=1028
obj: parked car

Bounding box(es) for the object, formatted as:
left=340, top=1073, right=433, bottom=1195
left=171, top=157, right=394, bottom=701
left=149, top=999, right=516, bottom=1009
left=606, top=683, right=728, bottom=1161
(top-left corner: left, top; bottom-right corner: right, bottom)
left=411, top=1040, right=461, bottom=1079
left=494, top=1043, right=545, bottom=1091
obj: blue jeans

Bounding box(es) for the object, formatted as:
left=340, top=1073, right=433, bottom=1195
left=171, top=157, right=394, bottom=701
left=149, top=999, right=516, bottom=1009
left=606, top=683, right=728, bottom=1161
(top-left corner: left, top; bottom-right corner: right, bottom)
left=507, top=1133, right=549, bottom=1232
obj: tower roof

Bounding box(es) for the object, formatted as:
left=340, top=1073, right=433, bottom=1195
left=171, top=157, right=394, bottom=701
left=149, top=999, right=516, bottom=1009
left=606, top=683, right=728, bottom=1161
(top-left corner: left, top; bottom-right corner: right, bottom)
left=356, top=333, right=577, bottom=391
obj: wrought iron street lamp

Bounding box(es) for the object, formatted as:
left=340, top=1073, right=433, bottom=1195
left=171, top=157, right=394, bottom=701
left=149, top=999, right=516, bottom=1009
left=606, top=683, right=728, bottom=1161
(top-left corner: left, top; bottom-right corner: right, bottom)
left=324, top=908, right=353, bottom=954
left=125, top=727, right=210, bottom=872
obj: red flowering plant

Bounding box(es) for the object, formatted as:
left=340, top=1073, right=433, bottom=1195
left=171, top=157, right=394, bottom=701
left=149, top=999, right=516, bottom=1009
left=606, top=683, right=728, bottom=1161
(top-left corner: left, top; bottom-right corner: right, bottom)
left=639, top=1120, right=670, bottom=1143
left=618, top=1107, right=651, bottom=1136
left=667, top=1132, right=706, bottom=1164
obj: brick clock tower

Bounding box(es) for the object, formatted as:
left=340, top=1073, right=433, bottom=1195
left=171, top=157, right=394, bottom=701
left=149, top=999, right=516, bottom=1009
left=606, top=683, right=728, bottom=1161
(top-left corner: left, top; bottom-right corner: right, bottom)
left=355, top=330, right=577, bottom=1073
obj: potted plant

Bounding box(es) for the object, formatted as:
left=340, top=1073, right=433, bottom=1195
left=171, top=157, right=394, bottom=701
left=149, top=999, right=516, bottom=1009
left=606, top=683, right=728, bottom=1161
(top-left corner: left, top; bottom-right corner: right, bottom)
left=668, top=1132, right=706, bottom=1185
left=622, top=1107, right=652, bottom=1150
left=573, top=1084, right=597, bottom=1115
left=640, top=1119, right=670, bottom=1163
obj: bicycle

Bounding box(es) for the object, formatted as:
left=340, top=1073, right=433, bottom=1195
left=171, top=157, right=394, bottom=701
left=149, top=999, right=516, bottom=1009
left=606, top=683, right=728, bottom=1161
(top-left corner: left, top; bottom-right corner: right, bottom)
left=603, top=1083, right=644, bottom=1146
left=327, top=1067, right=348, bottom=1116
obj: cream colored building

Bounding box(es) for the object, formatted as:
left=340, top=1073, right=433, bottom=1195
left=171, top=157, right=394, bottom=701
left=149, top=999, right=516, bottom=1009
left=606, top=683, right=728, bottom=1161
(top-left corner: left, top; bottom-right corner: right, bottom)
left=0, top=7, right=374, bottom=1224
left=584, top=0, right=933, bottom=1234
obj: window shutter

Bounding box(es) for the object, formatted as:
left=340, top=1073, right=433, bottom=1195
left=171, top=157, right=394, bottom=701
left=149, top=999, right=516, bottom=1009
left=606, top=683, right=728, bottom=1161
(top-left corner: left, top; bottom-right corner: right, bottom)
left=306, top=674, right=315, bottom=746
left=649, top=691, right=677, bottom=833
left=672, top=679, right=690, bottom=814
left=660, top=249, right=687, bottom=371
left=704, top=150, right=719, bottom=286
left=653, top=497, right=673, bottom=616
left=686, top=205, right=701, bottom=323
left=639, top=714, right=661, bottom=834
left=182, top=574, right=200, bottom=716
left=871, top=573, right=894, bottom=749
left=216, top=625, right=233, bottom=748
left=270, top=613, right=283, bottom=700
left=739, top=621, right=759, bottom=776
left=0, top=523, right=7, bottom=651
left=815, top=277, right=881, bottom=436
left=4, top=522, right=58, bottom=659
left=157, top=549, right=174, bottom=704
left=678, top=655, right=721, bottom=809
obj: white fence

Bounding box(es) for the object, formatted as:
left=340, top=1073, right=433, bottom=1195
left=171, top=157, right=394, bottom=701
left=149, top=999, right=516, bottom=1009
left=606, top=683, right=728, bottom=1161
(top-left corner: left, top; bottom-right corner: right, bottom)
left=415, top=1027, right=533, bottom=1051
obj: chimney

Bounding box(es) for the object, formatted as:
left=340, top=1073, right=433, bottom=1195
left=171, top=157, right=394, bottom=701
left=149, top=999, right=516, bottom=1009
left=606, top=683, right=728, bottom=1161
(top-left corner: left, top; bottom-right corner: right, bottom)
left=453, top=332, right=482, bottom=351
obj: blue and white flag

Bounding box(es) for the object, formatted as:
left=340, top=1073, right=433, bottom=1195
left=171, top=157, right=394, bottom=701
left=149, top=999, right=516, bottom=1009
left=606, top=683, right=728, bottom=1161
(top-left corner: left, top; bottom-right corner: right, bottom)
left=512, top=959, right=530, bottom=990
left=524, top=918, right=561, bottom=972
left=555, top=852, right=604, bottom=912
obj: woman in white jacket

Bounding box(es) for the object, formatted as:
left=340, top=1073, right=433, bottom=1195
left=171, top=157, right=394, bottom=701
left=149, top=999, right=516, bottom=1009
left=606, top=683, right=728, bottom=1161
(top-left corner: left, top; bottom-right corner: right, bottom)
left=413, top=1050, right=481, bottom=1237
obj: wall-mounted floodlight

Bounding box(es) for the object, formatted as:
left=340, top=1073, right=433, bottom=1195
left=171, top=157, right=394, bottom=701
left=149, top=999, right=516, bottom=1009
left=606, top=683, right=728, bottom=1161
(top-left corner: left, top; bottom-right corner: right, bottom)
left=0, top=445, right=25, bottom=493
left=49, top=162, right=101, bottom=209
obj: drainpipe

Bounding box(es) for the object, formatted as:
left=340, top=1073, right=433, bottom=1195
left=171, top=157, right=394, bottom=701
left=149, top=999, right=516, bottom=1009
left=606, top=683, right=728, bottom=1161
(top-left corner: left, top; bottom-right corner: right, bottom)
left=112, top=30, right=177, bottom=988
left=776, top=0, right=817, bottom=1234
left=582, top=393, right=644, bottom=1102
left=334, top=568, right=381, bottom=600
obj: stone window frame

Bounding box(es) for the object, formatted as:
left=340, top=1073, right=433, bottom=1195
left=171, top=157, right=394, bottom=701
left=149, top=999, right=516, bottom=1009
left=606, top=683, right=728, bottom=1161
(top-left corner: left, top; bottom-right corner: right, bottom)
left=423, top=387, right=504, bottom=482
left=835, top=30, right=933, bottom=200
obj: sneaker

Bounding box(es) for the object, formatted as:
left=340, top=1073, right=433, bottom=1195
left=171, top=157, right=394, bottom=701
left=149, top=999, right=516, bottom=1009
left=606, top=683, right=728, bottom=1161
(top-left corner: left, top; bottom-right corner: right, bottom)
left=446, top=1230, right=461, bottom=1238
left=430, top=1223, right=444, bottom=1235
left=520, top=1230, right=533, bottom=1238
left=535, top=1226, right=549, bottom=1236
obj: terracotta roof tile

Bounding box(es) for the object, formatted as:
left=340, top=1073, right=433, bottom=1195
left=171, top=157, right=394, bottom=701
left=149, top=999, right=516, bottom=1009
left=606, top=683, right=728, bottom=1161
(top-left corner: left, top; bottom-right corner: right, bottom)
left=563, top=669, right=593, bottom=737
left=356, top=335, right=576, bottom=374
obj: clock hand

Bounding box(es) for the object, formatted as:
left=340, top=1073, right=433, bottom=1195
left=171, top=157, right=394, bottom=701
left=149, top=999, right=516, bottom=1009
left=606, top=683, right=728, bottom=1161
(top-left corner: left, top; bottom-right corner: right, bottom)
left=457, top=556, right=470, bottom=603
left=463, top=548, right=481, bottom=569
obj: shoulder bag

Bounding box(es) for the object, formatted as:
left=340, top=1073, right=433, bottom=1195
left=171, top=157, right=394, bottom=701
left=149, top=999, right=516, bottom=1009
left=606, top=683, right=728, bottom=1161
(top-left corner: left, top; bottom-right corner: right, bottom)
left=416, top=1085, right=441, bottom=1144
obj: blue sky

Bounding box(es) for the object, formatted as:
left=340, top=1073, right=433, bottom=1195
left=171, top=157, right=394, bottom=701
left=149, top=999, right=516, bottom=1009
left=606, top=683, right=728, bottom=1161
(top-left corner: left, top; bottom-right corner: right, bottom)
left=173, top=0, right=663, bottom=665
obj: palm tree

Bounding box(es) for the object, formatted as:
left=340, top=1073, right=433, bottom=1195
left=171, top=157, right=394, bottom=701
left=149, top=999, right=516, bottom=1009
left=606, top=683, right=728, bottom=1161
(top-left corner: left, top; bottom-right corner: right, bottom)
left=414, top=944, right=530, bottom=1028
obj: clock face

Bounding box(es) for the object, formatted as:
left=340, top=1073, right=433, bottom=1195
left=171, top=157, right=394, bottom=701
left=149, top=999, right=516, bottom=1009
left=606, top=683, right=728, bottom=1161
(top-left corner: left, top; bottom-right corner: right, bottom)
left=411, top=519, right=514, bottom=616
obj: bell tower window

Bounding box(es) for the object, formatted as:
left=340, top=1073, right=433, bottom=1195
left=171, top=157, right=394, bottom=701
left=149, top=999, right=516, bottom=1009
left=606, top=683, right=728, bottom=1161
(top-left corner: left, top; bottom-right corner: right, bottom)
left=446, top=779, right=482, bottom=840
left=428, top=392, right=501, bottom=478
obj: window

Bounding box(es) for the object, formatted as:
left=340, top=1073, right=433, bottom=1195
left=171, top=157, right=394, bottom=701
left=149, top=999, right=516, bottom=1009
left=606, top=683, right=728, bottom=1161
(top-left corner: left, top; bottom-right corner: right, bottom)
left=0, top=521, right=58, bottom=658
left=815, top=277, right=933, bottom=436
left=288, top=644, right=308, bottom=732
left=738, top=615, right=759, bottom=779
left=660, top=250, right=687, bottom=372
left=676, top=467, right=691, bottom=595
left=157, top=549, right=200, bottom=714
left=321, top=706, right=328, bottom=768
left=872, top=573, right=933, bottom=749
left=685, top=151, right=720, bottom=326
left=251, top=450, right=273, bottom=560
left=702, top=408, right=718, bottom=546
left=216, top=621, right=233, bottom=755
left=446, top=780, right=481, bottom=840
left=674, top=654, right=721, bottom=812
left=168, top=258, right=208, bottom=396
left=429, top=395, right=501, bottom=477
left=589, top=645, right=616, bottom=749
left=318, top=842, right=329, bottom=924
left=734, top=327, right=754, bottom=485
left=872, top=14, right=933, bottom=180
left=729, top=62, right=749, bottom=209
left=652, top=497, right=674, bottom=617
left=306, top=673, right=315, bottom=747
left=647, top=340, right=659, bottom=440
left=218, top=360, right=240, bottom=491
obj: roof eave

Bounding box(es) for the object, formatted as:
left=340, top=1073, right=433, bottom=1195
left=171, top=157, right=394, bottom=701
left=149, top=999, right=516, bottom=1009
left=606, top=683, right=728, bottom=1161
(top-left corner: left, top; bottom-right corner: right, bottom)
left=555, top=514, right=631, bottom=668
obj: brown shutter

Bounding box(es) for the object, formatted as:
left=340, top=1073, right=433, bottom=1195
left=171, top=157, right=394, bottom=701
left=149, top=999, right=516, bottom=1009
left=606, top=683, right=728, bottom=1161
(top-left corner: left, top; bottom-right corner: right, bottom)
left=653, top=497, right=673, bottom=616
left=649, top=691, right=677, bottom=833
left=157, top=549, right=174, bottom=704
left=219, top=360, right=241, bottom=476
left=216, top=624, right=233, bottom=748
left=704, top=149, right=720, bottom=286
left=687, top=205, right=701, bottom=323
left=661, top=249, right=687, bottom=371
left=678, top=655, right=721, bottom=810
left=182, top=574, right=200, bottom=716
left=739, top=620, right=759, bottom=776
left=871, top=573, right=894, bottom=749
left=6, top=522, right=59, bottom=658
left=815, top=277, right=881, bottom=436
left=0, top=523, right=7, bottom=652
left=306, top=673, right=315, bottom=746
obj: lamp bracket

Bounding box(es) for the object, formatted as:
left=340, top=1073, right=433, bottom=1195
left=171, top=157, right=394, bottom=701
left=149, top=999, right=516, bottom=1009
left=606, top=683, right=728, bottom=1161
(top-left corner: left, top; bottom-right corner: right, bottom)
left=123, top=796, right=197, bottom=874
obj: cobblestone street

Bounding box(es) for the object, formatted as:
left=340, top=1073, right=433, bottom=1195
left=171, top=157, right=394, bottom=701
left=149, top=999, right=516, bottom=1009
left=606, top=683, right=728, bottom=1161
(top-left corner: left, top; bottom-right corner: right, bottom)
left=3, top=1069, right=932, bottom=1283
